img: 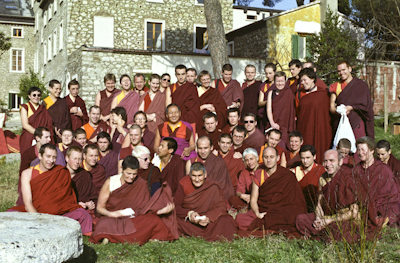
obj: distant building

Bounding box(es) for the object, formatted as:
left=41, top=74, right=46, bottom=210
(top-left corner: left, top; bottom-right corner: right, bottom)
left=0, top=0, right=34, bottom=110
left=231, top=5, right=282, bottom=32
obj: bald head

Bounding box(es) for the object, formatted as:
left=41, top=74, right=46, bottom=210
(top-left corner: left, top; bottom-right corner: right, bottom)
left=262, top=146, right=279, bottom=170
left=323, top=149, right=342, bottom=176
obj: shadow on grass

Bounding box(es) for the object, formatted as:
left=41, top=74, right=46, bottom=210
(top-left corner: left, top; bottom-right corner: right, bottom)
left=67, top=244, right=97, bottom=263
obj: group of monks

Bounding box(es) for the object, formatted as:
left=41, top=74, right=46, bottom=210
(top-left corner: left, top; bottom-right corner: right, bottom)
left=7, top=59, right=400, bottom=245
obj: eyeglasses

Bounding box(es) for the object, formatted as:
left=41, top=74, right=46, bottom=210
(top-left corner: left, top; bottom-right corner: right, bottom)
left=162, top=79, right=170, bottom=82
left=244, top=120, right=255, bottom=123
left=139, top=157, right=150, bottom=162
left=31, top=93, right=41, bottom=97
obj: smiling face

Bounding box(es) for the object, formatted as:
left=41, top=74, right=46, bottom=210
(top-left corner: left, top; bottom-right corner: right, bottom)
left=61, top=130, right=73, bottom=146
left=197, top=138, right=212, bottom=160
left=265, top=67, right=275, bottom=82
left=300, top=75, right=315, bottom=91
left=120, top=76, right=131, bottom=91
left=49, top=83, right=62, bottom=98
left=190, top=169, right=207, bottom=189
left=232, top=130, right=245, bottom=147
left=39, top=148, right=57, bottom=171
left=134, top=113, right=147, bottom=129
left=68, top=84, right=79, bottom=97
left=129, top=128, right=142, bottom=147
left=245, top=66, right=256, bottom=81
left=266, top=131, right=281, bottom=148
left=275, top=76, right=286, bottom=91
left=149, top=78, right=160, bottom=93
left=376, top=148, right=391, bottom=163
left=323, top=150, right=342, bottom=176
left=222, top=70, right=232, bottom=83
left=66, top=150, right=83, bottom=172
left=105, top=80, right=115, bottom=92
left=289, top=136, right=303, bottom=152
left=337, top=63, right=352, bottom=82
left=75, top=134, right=87, bottom=147
left=161, top=76, right=171, bottom=88
left=175, top=68, right=187, bottom=84
left=244, top=116, right=256, bottom=133
left=289, top=65, right=301, bottom=78
left=28, top=91, right=41, bottom=105
left=337, top=147, right=350, bottom=160
left=200, top=74, right=211, bottom=89
left=218, top=137, right=232, bottom=154
left=84, top=148, right=99, bottom=167
left=122, top=167, right=138, bottom=184
left=244, top=153, right=258, bottom=171
left=89, top=108, right=101, bottom=125
left=357, top=143, right=374, bottom=164
left=134, top=76, right=145, bottom=91
left=36, top=131, right=52, bottom=146
left=166, top=105, right=181, bottom=124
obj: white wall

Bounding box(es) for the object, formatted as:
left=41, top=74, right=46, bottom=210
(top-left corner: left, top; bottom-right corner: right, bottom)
left=230, top=9, right=275, bottom=32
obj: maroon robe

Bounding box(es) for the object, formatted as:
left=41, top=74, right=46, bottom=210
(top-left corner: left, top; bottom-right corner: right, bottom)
left=216, top=79, right=244, bottom=113
left=19, top=102, right=54, bottom=154
left=87, top=163, right=107, bottom=195
left=116, top=90, right=140, bottom=125
left=216, top=150, right=246, bottom=191
left=84, top=121, right=111, bottom=141
left=90, top=177, right=176, bottom=245
left=99, top=88, right=121, bottom=117
left=246, top=166, right=307, bottom=237
left=98, top=150, right=119, bottom=178
left=387, top=154, right=400, bottom=181
left=287, top=77, right=299, bottom=94
left=71, top=168, right=97, bottom=203
left=284, top=151, right=302, bottom=168
left=233, top=142, right=251, bottom=154
left=241, top=80, right=262, bottom=120
left=197, top=128, right=222, bottom=150
left=65, top=95, right=89, bottom=131
left=161, top=154, right=187, bottom=195
left=244, top=128, right=265, bottom=149
left=138, top=164, right=163, bottom=194
left=142, top=91, right=166, bottom=133
left=258, top=82, right=274, bottom=131
left=174, top=176, right=236, bottom=241
left=170, top=82, right=201, bottom=128
left=266, top=84, right=296, bottom=149
left=297, top=87, right=332, bottom=164
left=190, top=153, right=235, bottom=200
left=142, top=128, right=155, bottom=155
left=316, top=78, right=327, bottom=90
left=43, top=97, right=71, bottom=142
left=198, top=87, right=228, bottom=129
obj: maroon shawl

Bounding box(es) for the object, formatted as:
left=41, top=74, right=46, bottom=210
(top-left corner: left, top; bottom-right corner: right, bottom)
left=284, top=151, right=302, bottom=168
left=65, top=95, right=89, bottom=131
left=138, top=164, right=163, bottom=191
left=332, top=77, right=375, bottom=139
left=117, top=90, right=140, bottom=125
left=100, top=88, right=121, bottom=117
left=244, top=128, right=265, bottom=149
left=197, top=128, right=222, bottom=149
left=217, top=150, right=246, bottom=191
left=98, top=150, right=119, bottom=178
left=142, top=91, right=166, bottom=133
left=170, top=82, right=201, bottom=127
left=88, top=164, right=107, bottom=195
left=199, top=87, right=228, bottom=129
left=258, top=82, right=275, bottom=130
left=241, top=80, right=262, bottom=119
left=217, top=79, right=244, bottom=113
left=71, top=168, right=97, bottom=203
left=161, top=154, right=187, bottom=196
left=387, top=154, right=400, bottom=181
left=248, top=166, right=307, bottom=236
left=142, top=128, right=155, bottom=154
left=287, top=78, right=299, bottom=94
left=44, top=97, right=71, bottom=141
left=88, top=121, right=111, bottom=140
left=297, top=87, right=332, bottom=164
left=19, top=102, right=54, bottom=154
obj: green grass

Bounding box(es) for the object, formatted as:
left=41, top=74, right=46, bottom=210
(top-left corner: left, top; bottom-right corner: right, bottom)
left=2, top=125, right=400, bottom=262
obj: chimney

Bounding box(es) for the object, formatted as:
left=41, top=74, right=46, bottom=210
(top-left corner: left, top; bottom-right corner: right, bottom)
left=320, top=0, right=338, bottom=23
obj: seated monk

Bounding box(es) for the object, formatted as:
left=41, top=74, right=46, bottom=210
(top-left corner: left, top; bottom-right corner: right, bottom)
left=231, top=125, right=250, bottom=154
left=243, top=113, right=265, bottom=149
left=221, top=108, right=241, bottom=134
left=58, top=128, right=73, bottom=156
left=153, top=104, right=196, bottom=161
left=229, top=148, right=259, bottom=211
left=337, top=138, right=355, bottom=168
left=377, top=139, right=400, bottom=180
left=197, top=112, right=222, bottom=149
left=152, top=137, right=186, bottom=195
left=236, top=146, right=306, bottom=237
left=83, top=144, right=107, bottom=195
left=95, top=73, right=121, bottom=123
left=66, top=79, right=89, bottom=131
left=109, top=107, right=128, bottom=153
left=281, top=130, right=303, bottom=168
left=111, top=74, right=140, bottom=125
left=90, top=156, right=176, bottom=245
left=186, top=136, right=235, bottom=200
left=165, top=64, right=201, bottom=129
left=73, top=128, right=88, bottom=149
left=132, top=145, right=163, bottom=196
left=257, top=129, right=285, bottom=165
left=82, top=105, right=111, bottom=143
left=291, top=145, right=325, bottom=212
left=9, top=143, right=92, bottom=234
left=175, top=162, right=236, bottom=241
left=197, top=70, right=227, bottom=129
left=97, top=132, right=119, bottom=178
left=66, top=146, right=97, bottom=212
left=118, top=125, right=143, bottom=173
left=214, top=133, right=245, bottom=191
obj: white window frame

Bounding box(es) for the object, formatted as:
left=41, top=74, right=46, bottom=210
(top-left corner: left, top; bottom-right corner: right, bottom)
left=47, top=36, right=52, bottom=61
left=227, top=41, right=234, bottom=56
left=11, top=27, right=23, bottom=38
left=43, top=42, right=47, bottom=65
left=93, top=16, right=114, bottom=48
left=43, top=10, right=47, bottom=27
left=48, top=4, right=52, bottom=21
left=59, top=23, right=63, bottom=51
left=53, top=30, right=57, bottom=56
left=8, top=92, right=23, bottom=110
left=34, top=50, right=38, bottom=73
left=35, top=12, right=39, bottom=32
left=193, top=24, right=208, bottom=52
left=194, top=0, right=204, bottom=6
left=146, top=0, right=164, bottom=3
left=54, top=0, right=57, bottom=14
left=10, top=48, right=25, bottom=73
left=144, top=19, right=165, bottom=51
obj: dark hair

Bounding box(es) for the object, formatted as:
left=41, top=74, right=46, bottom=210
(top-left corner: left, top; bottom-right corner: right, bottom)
left=149, top=74, right=160, bottom=82
left=198, top=70, right=211, bottom=80
left=203, top=111, right=217, bottom=122
left=49, top=79, right=61, bottom=88
left=232, top=125, right=247, bottom=137
left=119, top=74, right=131, bottom=83
left=274, top=71, right=286, bottom=81
left=166, top=103, right=180, bottom=115
left=244, top=113, right=256, bottom=120
left=245, top=64, right=256, bottom=71
left=227, top=107, right=240, bottom=116
left=356, top=136, right=376, bottom=151
left=134, top=73, right=145, bottom=81
left=122, top=155, right=139, bottom=170
left=264, top=62, right=276, bottom=72
left=110, top=107, right=127, bottom=122
left=28, top=87, right=41, bottom=96
left=289, top=130, right=303, bottom=141
left=337, top=60, right=351, bottom=68
left=161, top=73, right=170, bottom=79
left=68, top=79, right=79, bottom=89
left=289, top=59, right=302, bottom=68
left=337, top=138, right=352, bottom=150
left=219, top=133, right=232, bottom=142
left=134, top=111, right=147, bottom=122
left=83, top=144, right=99, bottom=155
left=39, top=143, right=57, bottom=156
left=303, top=61, right=316, bottom=69
left=129, top=124, right=142, bottom=134
left=74, top=128, right=86, bottom=138
left=376, top=140, right=391, bottom=151
left=61, top=128, right=73, bottom=135
left=187, top=68, right=197, bottom=75
left=89, top=105, right=101, bottom=113
left=299, top=68, right=317, bottom=81
left=175, top=64, right=187, bottom=72
left=97, top=131, right=112, bottom=150
left=299, top=144, right=316, bottom=156
left=197, top=135, right=212, bottom=148
left=267, top=129, right=282, bottom=138
left=162, top=137, right=178, bottom=155
left=66, top=145, right=83, bottom=157
left=104, top=73, right=116, bottom=84
left=34, top=127, right=50, bottom=139
left=222, top=63, right=233, bottom=72
left=190, top=162, right=206, bottom=174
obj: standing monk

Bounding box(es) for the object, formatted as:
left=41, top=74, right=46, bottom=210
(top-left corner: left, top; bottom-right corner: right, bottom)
left=302, top=61, right=327, bottom=90
left=82, top=106, right=111, bottom=143
left=330, top=61, right=375, bottom=140
left=241, top=65, right=262, bottom=119
left=97, top=132, right=119, bottom=178
left=287, top=59, right=302, bottom=94
left=221, top=108, right=241, bottom=134
left=258, top=63, right=276, bottom=130
left=133, top=73, right=148, bottom=98
left=43, top=79, right=71, bottom=142
left=95, top=73, right=120, bottom=123
left=65, top=79, right=88, bottom=131
left=20, top=87, right=53, bottom=154
left=211, top=63, right=244, bottom=113
left=297, top=68, right=332, bottom=164
left=243, top=113, right=265, bottom=149
left=165, top=64, right=201, bottom=129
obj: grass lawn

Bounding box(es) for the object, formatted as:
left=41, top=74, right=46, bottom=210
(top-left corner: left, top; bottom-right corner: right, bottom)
left=1, top=124, right=400, bottom=262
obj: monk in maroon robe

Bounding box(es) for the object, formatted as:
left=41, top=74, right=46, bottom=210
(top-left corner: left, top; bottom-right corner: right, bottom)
left=376, top=140, right=400, bottom=181
left=141, top=89, right=166, bottom=134
left=287, top=59, right=302, bottom=94
left=65, top=80, right=89, bottom=131
left=197, top=112, right=223, bottom=149
left=243, top=114, right=265, bottom=149
left=175, top=162, right=236, bottom=241
left=297, top=69, right=332, bottom=164
left=241, top=65, right=261, bottom=119
left=161, top=154, right=186, bottom=196
left=95, top=73, right=121, bottom=122
left=0, top=128, right=19, bottom=154
left=71, top=168, right=97, bottom=204
left=83, top=144, right=107, bottom=195
left=97, top=131, right=119, bottom=178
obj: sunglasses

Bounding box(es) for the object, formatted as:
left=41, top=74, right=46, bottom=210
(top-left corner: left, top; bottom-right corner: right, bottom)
left=244, top=120, right=255, bottom=123
left=139, top=157, right=150, bottom=162
left=31, top=93, right=41, bottom=97
left=162, top=79, right=170, bottom=82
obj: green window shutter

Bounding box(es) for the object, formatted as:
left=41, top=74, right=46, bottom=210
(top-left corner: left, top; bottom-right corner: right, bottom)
left=305, top=35, right=312, bottom=59
left=8, top=93, right=12, bottom=109
left=291, top=34, right=299, bottom=59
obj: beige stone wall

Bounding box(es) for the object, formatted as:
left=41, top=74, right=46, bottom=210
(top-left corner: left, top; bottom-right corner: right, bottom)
left=231, top=25, right=268, bottom=58
left=0, top=23, right=35, bottom=108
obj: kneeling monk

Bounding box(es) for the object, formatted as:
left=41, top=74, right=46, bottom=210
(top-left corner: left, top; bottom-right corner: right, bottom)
left=90, top=156, right=176, bottom=245
left=174, top=162, right=236, bottom=241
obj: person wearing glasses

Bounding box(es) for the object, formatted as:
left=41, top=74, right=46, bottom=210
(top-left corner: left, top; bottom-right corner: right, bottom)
left=20, top=87, right=54, bottom=154
left=159, top=73, right=171, bottom=93
left=243, top=113, right=265, bottom=149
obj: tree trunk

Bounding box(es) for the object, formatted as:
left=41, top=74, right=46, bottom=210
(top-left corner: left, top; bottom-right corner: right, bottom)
left=204, top=0, right=229, bottom=79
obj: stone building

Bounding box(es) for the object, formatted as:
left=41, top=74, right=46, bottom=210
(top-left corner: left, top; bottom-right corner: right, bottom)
left=0, top=0, right=34, bottom=110
left=33, top=0, right=233, bottom=105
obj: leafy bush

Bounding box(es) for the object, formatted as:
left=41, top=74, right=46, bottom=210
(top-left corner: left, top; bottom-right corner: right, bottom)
left=19, top=68, right=47, bottom=101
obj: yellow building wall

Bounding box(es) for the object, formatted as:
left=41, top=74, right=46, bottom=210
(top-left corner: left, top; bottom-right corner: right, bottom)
left=266, top=4, right=321, bottom=71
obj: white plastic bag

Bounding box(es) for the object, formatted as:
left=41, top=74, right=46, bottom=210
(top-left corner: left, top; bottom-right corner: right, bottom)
left=333, top=104, right=356, bottom=153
